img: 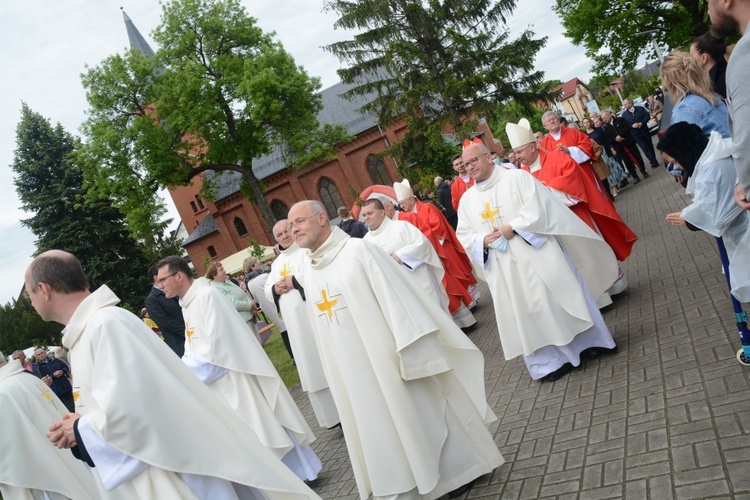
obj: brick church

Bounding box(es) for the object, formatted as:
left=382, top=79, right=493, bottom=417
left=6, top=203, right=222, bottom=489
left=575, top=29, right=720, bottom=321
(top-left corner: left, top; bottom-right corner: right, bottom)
left=123, top=12, right=498, bottom=274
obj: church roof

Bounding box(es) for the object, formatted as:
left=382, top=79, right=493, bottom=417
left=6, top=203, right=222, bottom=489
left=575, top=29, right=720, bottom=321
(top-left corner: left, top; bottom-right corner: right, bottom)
left=208, top=80, right=380, bottom=202
left=122, top=13, right=380, bottom=202
left=122, top=10, right=155, bottom=57
left=181, top=212, right=218, bottom=246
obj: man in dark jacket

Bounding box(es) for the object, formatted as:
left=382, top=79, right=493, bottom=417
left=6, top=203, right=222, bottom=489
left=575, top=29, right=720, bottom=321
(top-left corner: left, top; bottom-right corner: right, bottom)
left=621, top=99, right=660, bottom=169
left=600, top=111, right=649, bottom=183
left=35, top=348, right=74, bottom=412
left=434, top=176, right=458, bottom=229
left=337, top=206, right=368, bottom=238
left=145, top=265, right=186, bottom=357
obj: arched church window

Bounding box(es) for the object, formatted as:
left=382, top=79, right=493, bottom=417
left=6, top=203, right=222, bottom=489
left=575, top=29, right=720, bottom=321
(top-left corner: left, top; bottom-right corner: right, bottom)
left=270, top=200, right=289, bottom=220
left=234, top=217, right=248, bottom=237
left=318, top=178, right=344, bottom=219
left=367, top=155, right=392, bottom=185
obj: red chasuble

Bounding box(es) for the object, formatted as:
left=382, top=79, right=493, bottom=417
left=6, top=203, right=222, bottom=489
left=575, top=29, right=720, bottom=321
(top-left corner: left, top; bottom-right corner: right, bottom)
left=450, top=177, right=475, bottom=211
left=522, top=150, right=637, bottom=261
left=398, top=204, right=477, bottom=313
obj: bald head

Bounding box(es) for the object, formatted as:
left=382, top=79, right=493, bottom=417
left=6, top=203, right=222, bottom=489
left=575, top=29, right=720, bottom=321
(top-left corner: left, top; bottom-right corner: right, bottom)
left=462, top=143, right=494, bottom=182
left=24, top=250, right=91, bottom=324
left=273, top=219, right=294, bottom=249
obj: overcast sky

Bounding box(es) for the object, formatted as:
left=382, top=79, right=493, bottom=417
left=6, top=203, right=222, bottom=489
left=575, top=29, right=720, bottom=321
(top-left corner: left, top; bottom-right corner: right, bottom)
left=0, top=0, right=600, bottom=305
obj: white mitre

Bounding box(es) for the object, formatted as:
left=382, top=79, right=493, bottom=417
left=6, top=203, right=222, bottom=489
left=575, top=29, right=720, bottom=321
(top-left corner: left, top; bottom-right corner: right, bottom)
left=506, top=118, right=535, bottom=149
left=393, top=179, right=413, bottom=202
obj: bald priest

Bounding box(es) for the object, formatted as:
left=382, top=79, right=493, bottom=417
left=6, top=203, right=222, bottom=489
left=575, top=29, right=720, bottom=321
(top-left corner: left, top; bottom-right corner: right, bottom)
left=456, top=139, right=619, bottom=382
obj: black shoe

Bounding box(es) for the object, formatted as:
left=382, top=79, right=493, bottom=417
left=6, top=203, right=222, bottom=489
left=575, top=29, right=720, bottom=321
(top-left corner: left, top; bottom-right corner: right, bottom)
left=461, top=323, right=477, bottom=334
left=619, top=179, right=629, bottom=188
left=633, top=178, right=641, bottom=185
left=582, top=345, right=619, bottom=360
left=543, top=362, right=574, bottom=382
left=651, top=163, right=660, bottom=169
left=449, top=479, right=476, bottom=498
left=642, top=170, right=650, bottom=179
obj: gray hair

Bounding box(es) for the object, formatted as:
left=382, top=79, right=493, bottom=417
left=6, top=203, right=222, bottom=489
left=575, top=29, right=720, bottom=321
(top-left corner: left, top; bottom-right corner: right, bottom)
left=542, top=111, right=559, bottom=122
left=11, top=350, right=24, bottom=357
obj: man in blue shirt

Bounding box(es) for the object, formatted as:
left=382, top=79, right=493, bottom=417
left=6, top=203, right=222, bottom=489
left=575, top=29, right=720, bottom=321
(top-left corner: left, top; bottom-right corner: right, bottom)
left=622, top=99, right=660, bottom=169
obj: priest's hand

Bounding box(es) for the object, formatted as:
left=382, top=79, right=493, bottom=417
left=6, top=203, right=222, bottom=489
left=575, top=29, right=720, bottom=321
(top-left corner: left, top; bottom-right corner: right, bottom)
left=665, top=212, right=687, bottom=227
left=274, top=276, right=294, bottom=295
left=483, top=228, right=503, bottom=248
left=500, top=225, right=515, bottom=240
left=556, top=144, right=570, bottom=155
left=389, top=253, right=402, bottom=264
left=48, top=413, right=81, bottom=449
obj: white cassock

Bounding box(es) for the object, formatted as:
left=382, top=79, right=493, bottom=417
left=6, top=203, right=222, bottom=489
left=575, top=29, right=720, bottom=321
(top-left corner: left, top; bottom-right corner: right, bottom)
left=0, top=360, right=98, bottom=500
left=246, top=273, right=287, bottom=331
left=364, top=216, right=449, bottom=313
left=456, top=167, right=618, bottom=379
left=62, top=285, right=319, bottom=499
left=681, top=132, right=750, bottom=302
left=303, top=227, right=504, bottom=499
left=180, top=281, right=321, bottom=482
left=264, top=243, right=340, bottom=429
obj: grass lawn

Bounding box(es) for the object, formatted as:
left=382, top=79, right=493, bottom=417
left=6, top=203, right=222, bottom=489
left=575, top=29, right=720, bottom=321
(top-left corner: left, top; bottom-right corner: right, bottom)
left=263, top=327, right=300, bottom=388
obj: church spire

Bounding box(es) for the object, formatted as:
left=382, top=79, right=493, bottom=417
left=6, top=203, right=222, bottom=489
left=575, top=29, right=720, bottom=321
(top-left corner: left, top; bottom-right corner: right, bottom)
left=121, top=8, right=155, bottom=57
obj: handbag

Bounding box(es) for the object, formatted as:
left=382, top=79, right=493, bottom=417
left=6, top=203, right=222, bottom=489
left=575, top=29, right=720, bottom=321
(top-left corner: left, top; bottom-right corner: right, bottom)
left=590, top=139, right=611, bottom=180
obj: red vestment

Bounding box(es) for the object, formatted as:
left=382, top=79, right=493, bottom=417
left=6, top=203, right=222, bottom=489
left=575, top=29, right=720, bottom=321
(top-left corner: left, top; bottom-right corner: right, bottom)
left=522, top=150, right=637, bottom=261
left=541, top=127, right=610, bottom=193
left=450, top=177, right=475, bottom=211
left=398, top=203, right=476, bottom=313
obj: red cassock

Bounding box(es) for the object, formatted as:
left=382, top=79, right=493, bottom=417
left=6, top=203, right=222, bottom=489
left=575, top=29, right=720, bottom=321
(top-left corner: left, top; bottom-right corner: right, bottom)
left=522, top=150, right=637, bottom=262
left=450, top=177, right=475, bottom=211
left=398, top=203, right=477, bottom=314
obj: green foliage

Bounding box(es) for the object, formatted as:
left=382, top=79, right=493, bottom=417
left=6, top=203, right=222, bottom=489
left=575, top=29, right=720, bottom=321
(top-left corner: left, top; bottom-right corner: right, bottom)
left=247, top=238, right=265, bottom=260
left=553, top=0, right=709, bottom=75
left=11, top=104, right=158, bottom=312
left=488, top=99, right=546, bottom=149
left=324, top=0, right=550, bottom=165
left=81, top=0, right=350, bottom=233
left=0, top=297, right=64, bottom=355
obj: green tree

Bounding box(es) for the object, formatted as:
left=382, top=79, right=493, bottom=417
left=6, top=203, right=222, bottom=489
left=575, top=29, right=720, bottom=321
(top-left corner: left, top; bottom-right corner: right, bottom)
left=11, top=104, right=158, bottom=311
left=0, top=297, right=63, bottom=355
left=553, top=0, right=708, bottom=75
left=324, top=0, right=550, bottom=165
left=80, top=0, right=350, bottom=236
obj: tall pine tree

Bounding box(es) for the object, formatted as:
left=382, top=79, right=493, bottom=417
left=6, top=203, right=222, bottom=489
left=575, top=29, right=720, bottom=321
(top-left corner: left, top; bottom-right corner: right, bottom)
left=11, top=104, right=157, bottom=311
left=324, top=0, right=550, bottom=165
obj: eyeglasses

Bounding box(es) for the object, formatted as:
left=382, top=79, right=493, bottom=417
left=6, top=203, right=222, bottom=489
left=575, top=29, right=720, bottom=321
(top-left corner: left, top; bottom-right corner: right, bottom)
left=465, top=154, right=488, bottom=166
left=514, top=143, right=535, bottom=155
left=155, top=272, right=178, bottom=286
left=287, top=213, right=320, bottom=230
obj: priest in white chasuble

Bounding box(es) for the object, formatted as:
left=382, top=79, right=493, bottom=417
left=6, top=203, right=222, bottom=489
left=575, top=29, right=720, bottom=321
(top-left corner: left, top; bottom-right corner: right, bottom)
left=265, top=219, right=340, bottom=430
left=26, top=251, right=319, bottom=499
left=0, top=356, right=98, bottom=500
left=456, top=141, right=619, bottom=382
left=361, top=198, right=450, bottom=314
left=156, top=256, right=322, bottom=483
left=288, top=200, right=505, bottom=500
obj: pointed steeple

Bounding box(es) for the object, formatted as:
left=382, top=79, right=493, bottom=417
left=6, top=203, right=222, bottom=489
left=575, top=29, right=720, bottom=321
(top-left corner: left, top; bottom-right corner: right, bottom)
left=122, top=8, right=155, bottom=57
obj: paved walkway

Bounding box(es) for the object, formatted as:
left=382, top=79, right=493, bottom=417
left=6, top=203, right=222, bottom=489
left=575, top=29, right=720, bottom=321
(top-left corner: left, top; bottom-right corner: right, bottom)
left=294, top=167, right=750, bottom=499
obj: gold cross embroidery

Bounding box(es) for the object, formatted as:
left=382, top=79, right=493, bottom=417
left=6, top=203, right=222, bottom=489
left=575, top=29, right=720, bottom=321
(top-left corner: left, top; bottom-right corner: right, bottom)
left=279, top=263, right=292, bottom=277
left=316, top=289, right=340, bottom=323
left=186, top=323, right=196, bottom=346
left=480, top=202, right=500, bottom=228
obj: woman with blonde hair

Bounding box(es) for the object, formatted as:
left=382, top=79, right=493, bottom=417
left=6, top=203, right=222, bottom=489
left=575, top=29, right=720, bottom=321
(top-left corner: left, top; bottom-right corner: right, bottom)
left=660, top=50, right=729, bottom=138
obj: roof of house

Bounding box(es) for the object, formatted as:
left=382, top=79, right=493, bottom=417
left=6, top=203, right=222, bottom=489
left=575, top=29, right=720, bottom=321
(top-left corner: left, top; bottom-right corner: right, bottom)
left=552, top=77, right=590, bottom=102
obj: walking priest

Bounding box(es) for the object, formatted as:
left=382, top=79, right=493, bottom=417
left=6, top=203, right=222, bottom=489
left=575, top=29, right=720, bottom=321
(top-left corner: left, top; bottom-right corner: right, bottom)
left=455, top=140, right=619, bottom=382
left=288, top=200, right=504, bottom=499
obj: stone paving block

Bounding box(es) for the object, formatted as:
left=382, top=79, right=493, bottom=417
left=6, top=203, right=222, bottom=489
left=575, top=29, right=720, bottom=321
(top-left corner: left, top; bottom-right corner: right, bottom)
left=728, top=460, right=750, bottom=493
left=539, top=479, right=580, bottom=497
left=648, top=475, right=675, bottom=500
left=695, top=439, right=724, bottom=467
left=603, top=459, right=624, bottom=486
left=675, top=479, right=731, bottom=499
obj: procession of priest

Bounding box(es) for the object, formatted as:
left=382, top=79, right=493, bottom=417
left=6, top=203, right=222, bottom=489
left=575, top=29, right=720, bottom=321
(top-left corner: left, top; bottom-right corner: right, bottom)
left=7, top=4, right=750, bottom=492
